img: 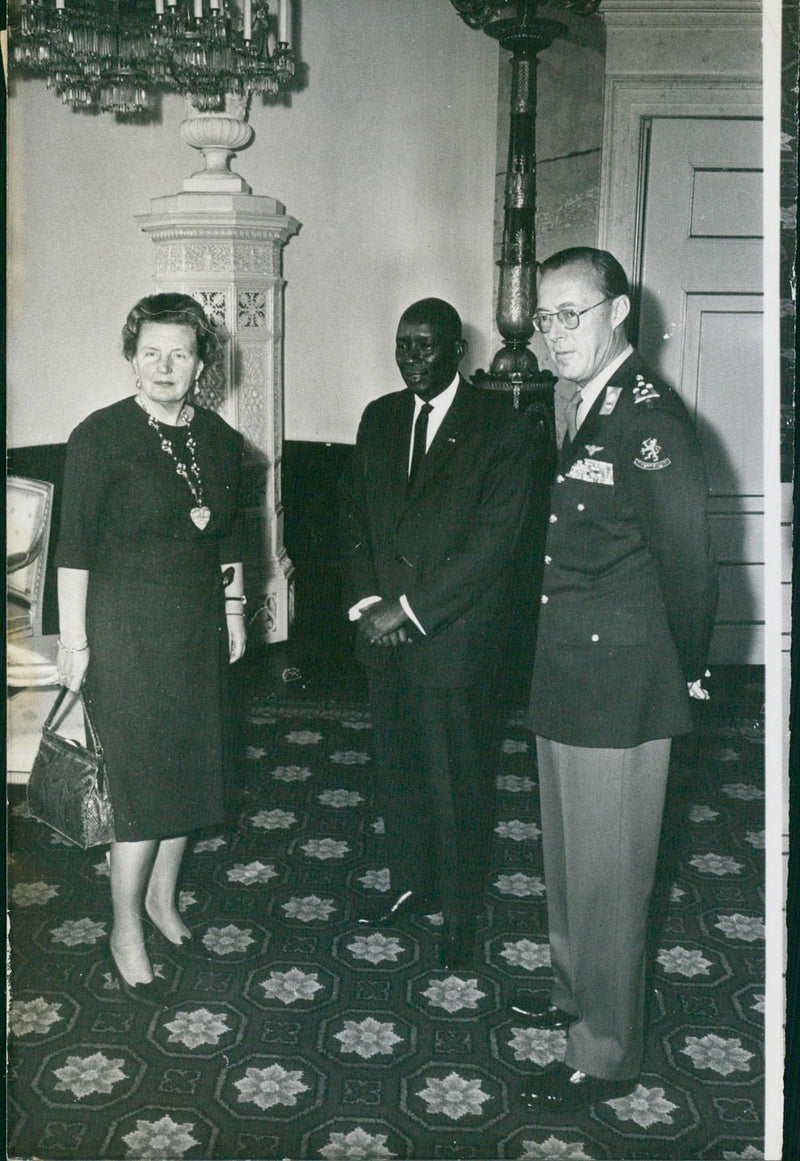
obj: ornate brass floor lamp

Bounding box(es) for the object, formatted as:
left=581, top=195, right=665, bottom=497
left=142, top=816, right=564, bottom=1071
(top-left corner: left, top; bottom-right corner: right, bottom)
left=450, top=0, right=602, bottom=424
left=450, top=1, right=602, bottom=705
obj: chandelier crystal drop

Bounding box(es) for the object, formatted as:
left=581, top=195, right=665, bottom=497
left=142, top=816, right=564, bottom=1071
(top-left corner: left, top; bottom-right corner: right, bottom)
left=10, top=0, right=297, bottom=116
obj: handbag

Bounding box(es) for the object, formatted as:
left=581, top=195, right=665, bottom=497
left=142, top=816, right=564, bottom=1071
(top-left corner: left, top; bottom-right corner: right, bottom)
left=27, top=686, right=116, bottom=848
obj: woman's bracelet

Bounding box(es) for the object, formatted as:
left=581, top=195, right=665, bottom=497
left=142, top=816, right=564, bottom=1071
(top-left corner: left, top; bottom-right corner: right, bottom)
left=58, top=638, right=89, bottom=653
left=225, top=594, right=247, bottom=605
left=225, top=610, right=246, bottom=617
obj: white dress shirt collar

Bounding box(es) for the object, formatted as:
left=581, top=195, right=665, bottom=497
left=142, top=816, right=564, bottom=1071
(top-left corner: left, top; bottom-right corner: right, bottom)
left=410, top=373, right=460, bottom=457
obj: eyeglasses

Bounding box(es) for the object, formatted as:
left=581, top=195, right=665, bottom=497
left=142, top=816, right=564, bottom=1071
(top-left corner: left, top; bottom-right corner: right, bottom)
left=532, top=296, right=614, bottom=333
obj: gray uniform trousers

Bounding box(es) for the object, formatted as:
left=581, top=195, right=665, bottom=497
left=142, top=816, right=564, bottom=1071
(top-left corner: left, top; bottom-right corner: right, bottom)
left=536, top=735, right=672, bottom=1080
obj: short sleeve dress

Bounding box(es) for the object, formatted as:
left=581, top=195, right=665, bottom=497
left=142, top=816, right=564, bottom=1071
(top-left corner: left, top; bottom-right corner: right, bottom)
left=55, top=395, right=246, bottom=842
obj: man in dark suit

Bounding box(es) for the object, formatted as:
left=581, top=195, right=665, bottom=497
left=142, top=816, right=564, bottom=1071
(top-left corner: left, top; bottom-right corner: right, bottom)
left=339, top=297, right=535, bottom=969
left=515, top=247, right=718, bottom=1108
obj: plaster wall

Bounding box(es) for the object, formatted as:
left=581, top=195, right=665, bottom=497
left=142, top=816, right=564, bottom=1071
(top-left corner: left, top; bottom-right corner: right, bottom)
left=7, top=0, right=499, bottom=448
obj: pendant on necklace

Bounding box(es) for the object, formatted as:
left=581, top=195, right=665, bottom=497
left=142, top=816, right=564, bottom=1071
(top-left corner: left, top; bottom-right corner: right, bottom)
left=191, top=506, right=211, bottom=530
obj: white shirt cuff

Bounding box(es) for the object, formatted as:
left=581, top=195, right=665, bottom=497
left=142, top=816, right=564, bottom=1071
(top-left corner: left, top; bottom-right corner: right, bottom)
left=348, top=595, right=382, bottom=621
left=399, top=594, right=426, bottom=635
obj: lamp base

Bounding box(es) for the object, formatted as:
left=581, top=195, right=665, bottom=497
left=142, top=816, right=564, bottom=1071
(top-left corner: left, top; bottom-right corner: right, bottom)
left=471, top=366, right=556, bottom=410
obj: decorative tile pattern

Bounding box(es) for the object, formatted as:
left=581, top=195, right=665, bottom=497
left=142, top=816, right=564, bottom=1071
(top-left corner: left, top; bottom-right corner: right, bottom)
left=193, top=341, right=229, bottom=413
left=156, top=242, right=279, bottom=276
left=237, top=290, right=267, bottom=329
left=238, top=346, right=268, bottom=452
left=195, top=290, right=227, bottom=329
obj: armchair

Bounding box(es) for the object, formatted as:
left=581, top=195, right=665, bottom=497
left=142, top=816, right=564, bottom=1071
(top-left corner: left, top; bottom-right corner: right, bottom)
left=7, top=475, right=83, bottom=782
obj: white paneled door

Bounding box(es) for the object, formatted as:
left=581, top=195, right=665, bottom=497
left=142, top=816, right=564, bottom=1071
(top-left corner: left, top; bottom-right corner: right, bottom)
left=637, top=116, right=763, bottom=663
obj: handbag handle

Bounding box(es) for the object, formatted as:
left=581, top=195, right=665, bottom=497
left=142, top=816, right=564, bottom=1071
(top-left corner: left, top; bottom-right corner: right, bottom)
left=43, top=685, right=105, bottom=761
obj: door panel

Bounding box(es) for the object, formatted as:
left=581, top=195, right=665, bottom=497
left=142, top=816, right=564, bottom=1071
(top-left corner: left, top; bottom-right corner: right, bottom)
left=638, top=116, right=763, bottom=663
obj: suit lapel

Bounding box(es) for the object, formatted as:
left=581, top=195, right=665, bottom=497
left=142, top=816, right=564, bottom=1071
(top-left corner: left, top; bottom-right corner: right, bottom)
left=386, top=391, right=416, bottom=516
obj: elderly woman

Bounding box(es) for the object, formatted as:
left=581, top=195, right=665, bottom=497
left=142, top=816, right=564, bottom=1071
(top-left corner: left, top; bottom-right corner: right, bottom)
left=55, top=293, right=247, bottom=1001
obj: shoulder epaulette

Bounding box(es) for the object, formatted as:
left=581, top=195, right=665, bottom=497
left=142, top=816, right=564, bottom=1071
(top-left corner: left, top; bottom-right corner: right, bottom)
left=632, top=373, right=661, bottom=405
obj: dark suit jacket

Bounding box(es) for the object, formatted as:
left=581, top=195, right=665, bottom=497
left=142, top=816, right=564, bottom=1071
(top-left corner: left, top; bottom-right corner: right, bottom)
left=339, top=378, right=535, bottom=688
left=529, top=351, right=718, bottom=748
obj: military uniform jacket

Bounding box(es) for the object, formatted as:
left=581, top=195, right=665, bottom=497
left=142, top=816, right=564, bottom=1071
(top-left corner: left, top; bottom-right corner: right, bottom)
left=529, top=352, right=718, bottom=748
left=339, top=379, right=535, bottom=689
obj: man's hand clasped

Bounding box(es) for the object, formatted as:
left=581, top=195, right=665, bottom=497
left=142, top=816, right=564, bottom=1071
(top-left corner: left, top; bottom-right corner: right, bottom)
left=356, top=598, right=411, bottom=647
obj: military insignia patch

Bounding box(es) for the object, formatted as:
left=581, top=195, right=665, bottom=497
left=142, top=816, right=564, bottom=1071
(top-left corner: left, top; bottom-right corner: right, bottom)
left=567, top=458, right=615, bottom=485
left=633, top=374, right=660, bottom=403
left=634, top=437, right=672, bottom=470
left=599, top=386, right=622, bottom=415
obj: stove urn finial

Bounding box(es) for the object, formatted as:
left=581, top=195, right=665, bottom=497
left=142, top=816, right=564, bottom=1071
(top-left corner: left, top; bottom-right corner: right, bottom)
left=180, top=94, right=255, bottom=194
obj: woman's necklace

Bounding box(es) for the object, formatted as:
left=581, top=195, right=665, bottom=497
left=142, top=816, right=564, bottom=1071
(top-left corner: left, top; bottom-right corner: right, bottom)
left=136, top=392, right=211, bottom=529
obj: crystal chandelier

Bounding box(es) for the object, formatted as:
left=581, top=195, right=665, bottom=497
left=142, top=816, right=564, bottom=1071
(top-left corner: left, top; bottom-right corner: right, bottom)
left=10, top=0, right=297, bottom=116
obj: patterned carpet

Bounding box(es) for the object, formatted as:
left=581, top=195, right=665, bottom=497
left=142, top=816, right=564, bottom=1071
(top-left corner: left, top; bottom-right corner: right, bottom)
left=7, top=669, right=766, bottom=1161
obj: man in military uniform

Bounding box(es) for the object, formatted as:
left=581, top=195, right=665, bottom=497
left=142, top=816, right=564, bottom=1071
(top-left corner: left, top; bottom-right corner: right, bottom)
left=515, top=247, right=718, bottom=1109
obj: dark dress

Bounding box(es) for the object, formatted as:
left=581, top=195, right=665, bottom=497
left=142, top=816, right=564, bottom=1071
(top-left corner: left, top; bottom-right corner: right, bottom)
left=55, top=395, right=245, bottom=841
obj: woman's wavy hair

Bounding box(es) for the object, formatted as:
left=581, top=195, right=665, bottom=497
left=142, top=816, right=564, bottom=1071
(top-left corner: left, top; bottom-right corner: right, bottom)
left=122, top=293, right=224, bottom=398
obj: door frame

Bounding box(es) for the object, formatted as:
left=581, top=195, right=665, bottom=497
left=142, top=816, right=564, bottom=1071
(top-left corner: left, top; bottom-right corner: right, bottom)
left=598, top=80, right=762, bottom=306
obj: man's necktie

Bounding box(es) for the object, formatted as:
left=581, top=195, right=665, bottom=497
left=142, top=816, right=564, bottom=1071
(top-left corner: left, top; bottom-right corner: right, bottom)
left=563, top=389, right=582, bottom=447
left=408, top=401, right=433, bottom=487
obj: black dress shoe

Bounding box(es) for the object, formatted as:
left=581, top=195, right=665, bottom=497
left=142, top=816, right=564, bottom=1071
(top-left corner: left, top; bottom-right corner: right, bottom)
left=521, top=1062, right=636, bottom=1110
left=438, top=921, right=475, bottom=971
left=509, top=990, right=576, bottom=1029
left=358, top=890, right=433, bottom=925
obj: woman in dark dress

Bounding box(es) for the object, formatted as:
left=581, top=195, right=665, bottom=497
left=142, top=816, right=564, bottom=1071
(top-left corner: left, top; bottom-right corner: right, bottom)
left=56, top=293, right=247, bottom=1000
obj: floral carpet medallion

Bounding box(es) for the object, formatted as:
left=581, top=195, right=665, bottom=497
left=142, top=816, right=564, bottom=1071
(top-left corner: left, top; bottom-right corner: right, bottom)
left=7, top=676, right=766, bottom=1159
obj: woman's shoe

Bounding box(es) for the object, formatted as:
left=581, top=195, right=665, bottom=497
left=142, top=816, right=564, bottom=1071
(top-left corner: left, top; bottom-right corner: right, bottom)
left=147, top=921, right=222, bottom=960
left=144, top=906, right=194, bottom=950
left=147, top=922, right=193, bottom=951
left=107, top=947, right=169, bottom=1006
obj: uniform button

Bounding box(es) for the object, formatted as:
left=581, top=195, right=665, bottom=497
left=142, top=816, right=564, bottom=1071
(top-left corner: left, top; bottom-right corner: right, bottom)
left=544, top=555, right=552, bottom=564
left=541, top=595, right=548, bottom=604
left=556, top=474, right=565, bottom=484
left=577, top=503, right=585, bottom=511
left=591, top=633, right=599, bottom=642
left=549, top=514, right=558, bottom=524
